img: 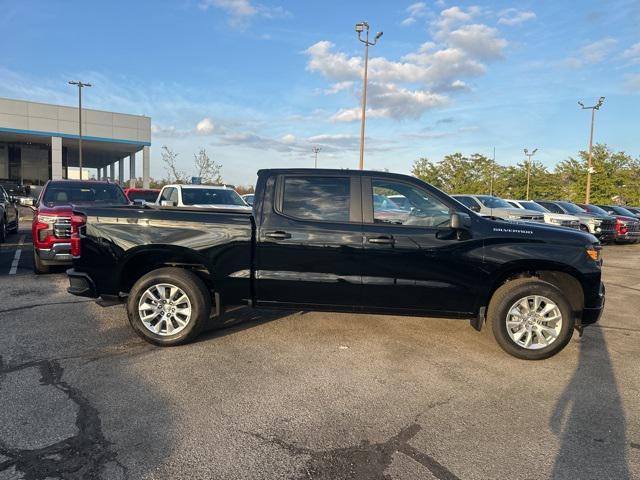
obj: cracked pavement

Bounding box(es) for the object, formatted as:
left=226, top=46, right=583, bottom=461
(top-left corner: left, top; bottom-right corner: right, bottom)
left=0, top=220, right=638, bottom=479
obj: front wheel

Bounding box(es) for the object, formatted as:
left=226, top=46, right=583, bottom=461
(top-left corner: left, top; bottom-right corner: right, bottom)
left=127, top=267, right=211, bottom=346
left=488, top=278, right=574, bottom=360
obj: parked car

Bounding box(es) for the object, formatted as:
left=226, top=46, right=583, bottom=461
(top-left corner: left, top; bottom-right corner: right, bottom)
left=535, top=200, right=617, bottom=242
left=505, top=199, right=580, bottom=229
left=124, top=188, right=160, bottom=205
left=452, top=195, right=544, bottom=222
left=587, top=204, right=640, bottom=243
left=32, top=180, right=129, bottom=273
left=0, top=179, right=30, bottom=198
left=623, top=206, right=640, bottom=219
left=0, top=185, right=19, bottom=242
left=242, top=194, right=255, bottom=206
left=156, top=184, right=251, bottom=211
left=67, top=168, right=605, bottom=360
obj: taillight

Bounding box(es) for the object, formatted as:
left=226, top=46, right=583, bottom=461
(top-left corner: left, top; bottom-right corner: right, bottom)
left=70, top=213, right=86, bottom=258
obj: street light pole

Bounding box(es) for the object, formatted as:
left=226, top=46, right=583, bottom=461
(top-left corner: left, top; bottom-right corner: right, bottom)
left=578, top=97, right=605, bottom=204
left=355, top=22, right=382, bottom=170
left=312, top=146, right=321, bottom=168
left=524, top=148, right=538, bottom=200
left=68, top=80, right=92, bottom=179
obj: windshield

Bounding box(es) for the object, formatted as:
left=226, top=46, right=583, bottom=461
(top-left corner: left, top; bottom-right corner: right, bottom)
left=477, top=196, right=512, bottom=209
left=609, top=205, right=637, bottom=217
left=181, top=188, right=246, bottom=206
left=128, top=190, right=159, bottom=202
left=42, top=183, right=128, bottom=205
left=519, top=201, right=548, bottom=213
left=557, top=201, right=587, bottom=214
left=584, top=204, right=610, bottom=216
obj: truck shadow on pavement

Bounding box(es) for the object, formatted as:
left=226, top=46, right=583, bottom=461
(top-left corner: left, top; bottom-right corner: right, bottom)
left=550, top=327, right=630, bottom=479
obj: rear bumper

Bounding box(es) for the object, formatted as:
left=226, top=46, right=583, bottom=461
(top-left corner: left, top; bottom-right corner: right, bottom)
left=66, top=269, right=98, bottom=298
left=580, top=282, right=605, bottom=326
left=36, top=243, right=73, bottom=264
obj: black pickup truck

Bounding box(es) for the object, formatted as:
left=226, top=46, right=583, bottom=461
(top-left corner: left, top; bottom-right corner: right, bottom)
left=67, top=169, right=605, bottom=360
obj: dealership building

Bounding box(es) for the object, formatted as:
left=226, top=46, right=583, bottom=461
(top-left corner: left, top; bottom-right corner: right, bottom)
left=0, top=97, right=151, bottom=189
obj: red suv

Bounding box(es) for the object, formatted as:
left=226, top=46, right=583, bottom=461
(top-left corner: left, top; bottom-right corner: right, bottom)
left=32, top=180, right=129, bottom=273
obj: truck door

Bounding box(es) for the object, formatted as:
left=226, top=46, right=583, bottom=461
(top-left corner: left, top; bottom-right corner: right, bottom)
left=255, top=173, right=362, bottom=309
left=360, top=176, right=484, bottom=316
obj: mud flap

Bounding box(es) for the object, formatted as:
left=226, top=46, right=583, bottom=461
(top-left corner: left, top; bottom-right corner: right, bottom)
left=470, top=306, right=486, bottom=332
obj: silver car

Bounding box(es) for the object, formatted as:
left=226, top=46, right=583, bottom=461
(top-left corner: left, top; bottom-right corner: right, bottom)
left=453, top=195, right=544, bottom=222
left=505, top=199, right=580, bottom=229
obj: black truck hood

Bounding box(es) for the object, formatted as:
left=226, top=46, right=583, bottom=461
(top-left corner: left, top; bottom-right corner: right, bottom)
left=480, top=216, right=597, bottom=246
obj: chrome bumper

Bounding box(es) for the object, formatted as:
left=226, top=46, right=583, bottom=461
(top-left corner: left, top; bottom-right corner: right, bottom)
left=36, top=243, right=72, bottom=262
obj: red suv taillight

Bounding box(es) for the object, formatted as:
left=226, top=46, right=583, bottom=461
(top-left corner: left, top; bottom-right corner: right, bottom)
left=70, top=213, right=86, bottom=257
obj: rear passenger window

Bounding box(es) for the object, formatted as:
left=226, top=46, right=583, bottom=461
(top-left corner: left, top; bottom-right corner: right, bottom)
left=281, top=176, right=350, bottom=222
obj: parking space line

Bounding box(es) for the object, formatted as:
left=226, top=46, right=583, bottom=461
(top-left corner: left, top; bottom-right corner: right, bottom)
left=9, top=235, right=25, bottom=275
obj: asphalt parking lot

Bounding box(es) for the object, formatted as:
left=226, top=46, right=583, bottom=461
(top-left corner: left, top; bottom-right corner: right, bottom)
left=0, top=209, right=638, bottom=480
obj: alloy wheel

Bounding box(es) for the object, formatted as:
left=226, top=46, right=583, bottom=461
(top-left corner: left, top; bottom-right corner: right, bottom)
left=138, top=283, right=192, bottom=336
left=505, top=295, right=563, bottom=350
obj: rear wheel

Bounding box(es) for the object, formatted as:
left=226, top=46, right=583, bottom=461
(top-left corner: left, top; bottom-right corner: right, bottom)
left=127, top=267, right=211, bottom=346
left=8, top=211, right=18, bottom=234
left=0, top=217, right=6, bottom=243
left=488, top=278, right=574, bottom=360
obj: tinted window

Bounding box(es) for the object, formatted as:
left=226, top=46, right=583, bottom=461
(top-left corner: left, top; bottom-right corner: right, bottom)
left=519, top=201, right=547, bottom=213
left=281, top=176, right=350, bottom=222
left=42, top=182, right=128, bottom=205
left=538, top=202, right=563, bottom=214
left=557, top=201, right=586, bottom=214
left=581, top=204, right=610, bottom=216
left=128, top=190, right=159, bottom=202
left=477, top=196, right=512, bottom=209
left=372, top=179, right=450, bottom=227
left=608, top=205, right=637, bottom=217
left=181, top=188, right=245, bottom=206
left=160, top=187, right=174, bottom=202
left=455, top=196, right=480, bottom=210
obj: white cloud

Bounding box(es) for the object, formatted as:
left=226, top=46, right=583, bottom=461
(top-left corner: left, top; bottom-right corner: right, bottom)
left=199, top=0, right=289, bottom=28
left=281, top=133, right=296, bottom=144
left=563, top=38, right=617, bottom=68
left=196, top=117, right=216, bottom=134
left=305, top=5, right=507, bottom=122
left=619, top=42, right=640, bottom=65
left=401, top=2, right=428, bottom=27
left=498, top=9, right=536, bottom=26
left=324, top=81, right=354, bottom=95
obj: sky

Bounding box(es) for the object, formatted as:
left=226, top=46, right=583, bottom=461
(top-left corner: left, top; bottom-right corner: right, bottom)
left=1, top=0, right=639, bottom=186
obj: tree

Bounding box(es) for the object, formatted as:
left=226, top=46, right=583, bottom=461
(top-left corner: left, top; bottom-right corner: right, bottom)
left=161, top=146, right=187, bottom=183
left=555, top=144, right=640, bottom=204
left=193, top=148, right=223, bottom=185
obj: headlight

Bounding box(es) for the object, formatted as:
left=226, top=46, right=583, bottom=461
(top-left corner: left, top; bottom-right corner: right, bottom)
left=507, top=214, right=520, bottom=220
left=549, top=218, right=563, bottom=224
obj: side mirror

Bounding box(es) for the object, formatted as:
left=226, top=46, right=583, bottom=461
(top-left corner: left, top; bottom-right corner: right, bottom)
left=450, top=212, right=471, bottom=230
left=160, top=200, right=176, bottom=207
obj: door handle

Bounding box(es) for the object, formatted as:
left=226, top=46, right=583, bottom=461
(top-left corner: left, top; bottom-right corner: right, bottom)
left=367, top=235, right=394, bottom=245
left=265, top=231, right=292, bottom=240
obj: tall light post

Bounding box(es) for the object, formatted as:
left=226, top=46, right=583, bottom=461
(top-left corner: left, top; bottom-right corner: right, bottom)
left=68, top=80, right=92, bottom=179
left=355, top=22, right=382, bottom=170
left=312, top=146, right=321, bottom=168
left=578, top=96, right=605, bottom=204
left=524, top=148, right=538, bottom=200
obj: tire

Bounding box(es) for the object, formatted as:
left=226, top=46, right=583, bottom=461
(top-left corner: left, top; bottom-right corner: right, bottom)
left=33, top=250, right=51, bottom=274
left=0, top=217, right=5, bottom=243
left=8, top=212, right=18, bottom=234
left=126, top=267, right=211, bottom=346
left=488, top=278, right=574, bottom=360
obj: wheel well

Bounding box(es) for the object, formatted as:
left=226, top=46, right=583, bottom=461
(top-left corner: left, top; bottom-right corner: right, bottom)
left=490, top=270, right=584, bottom=315
left=119, top=250, right=212, bottom=294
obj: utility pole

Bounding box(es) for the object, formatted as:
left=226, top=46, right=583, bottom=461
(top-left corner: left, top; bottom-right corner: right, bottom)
left=524, top=148, right=538, bottom=200
left=312, top=146, right=321, bottom=168
left=489, top=146, right=496, bottom=195
left=355, top=22, right=382, bottom=170
left=578, top=97, right=605, bottom=204
left=68, top=80, right=92, bottom=179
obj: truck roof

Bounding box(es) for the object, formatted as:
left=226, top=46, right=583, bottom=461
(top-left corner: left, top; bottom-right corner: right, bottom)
left=256, top=168, right=419, bottom=181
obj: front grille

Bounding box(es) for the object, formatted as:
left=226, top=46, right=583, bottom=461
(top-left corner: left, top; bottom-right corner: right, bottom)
left=520, top=215, right=545, bottom=222
left=562, top=220, right=580, bottom=229
left=53, top=218, right=72, bottom=238
left=600, top=219, right=616, bottom=232
left=626, top=222, right=640, bottom=232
